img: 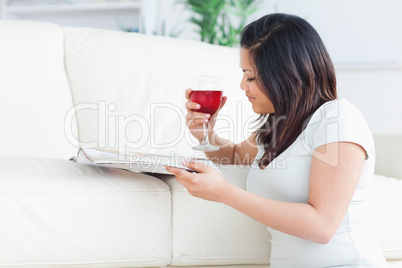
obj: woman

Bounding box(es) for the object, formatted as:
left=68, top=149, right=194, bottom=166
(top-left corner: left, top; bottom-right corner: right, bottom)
left=165, top=13, right=387, bottom=267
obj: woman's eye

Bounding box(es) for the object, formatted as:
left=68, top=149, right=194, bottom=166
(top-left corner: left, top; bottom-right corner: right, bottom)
left=247, top=78, right=255, bottom=82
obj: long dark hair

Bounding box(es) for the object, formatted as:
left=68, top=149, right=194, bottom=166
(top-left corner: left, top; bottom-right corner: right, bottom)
left=240, top=13, right=337, bottom=168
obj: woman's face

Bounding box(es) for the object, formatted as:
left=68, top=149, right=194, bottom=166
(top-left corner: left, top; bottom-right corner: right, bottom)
left=240, top=48, right=275, bottom=114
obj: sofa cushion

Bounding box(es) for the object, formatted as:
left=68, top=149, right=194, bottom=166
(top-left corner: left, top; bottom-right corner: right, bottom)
left=370, top=175, right=402, bottom=260
left=158, top=165, right=270, bottom=266
left=62, top=27, right=256, bottom=158
left=0, top=20, right=77, bottom=160
left=0, top=157, right=171, bottom=267
left=373, top=134, right=402, bottom=180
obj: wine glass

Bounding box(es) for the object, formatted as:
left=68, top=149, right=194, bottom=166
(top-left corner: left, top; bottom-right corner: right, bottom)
left=191, top=76, right=223, bottom=152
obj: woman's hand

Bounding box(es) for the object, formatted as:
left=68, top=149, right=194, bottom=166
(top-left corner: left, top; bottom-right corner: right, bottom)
left=185, top=88, right=227, bottom=143
left=165, top=161, right=230, bottom=202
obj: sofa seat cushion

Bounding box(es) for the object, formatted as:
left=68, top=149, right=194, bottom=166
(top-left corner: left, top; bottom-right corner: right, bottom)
left=0, top=157, right=171, bottom=267
left=158, top=165, right=270, bottom=266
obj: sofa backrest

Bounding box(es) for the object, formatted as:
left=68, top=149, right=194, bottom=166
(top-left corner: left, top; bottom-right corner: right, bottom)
left=63, top=27, right=256, bottom=158
left=373, top=134, right=402, bottom=180
left=0, top=20, right=78, bottom=160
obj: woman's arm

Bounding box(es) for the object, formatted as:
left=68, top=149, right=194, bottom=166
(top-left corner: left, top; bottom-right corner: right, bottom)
left=204, top=133, right=258, bottom=165
left=166, top=141, right=365, bottom=244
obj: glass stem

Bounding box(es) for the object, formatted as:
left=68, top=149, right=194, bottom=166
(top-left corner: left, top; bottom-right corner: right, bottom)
left=201, top=122, right=210, bottom=145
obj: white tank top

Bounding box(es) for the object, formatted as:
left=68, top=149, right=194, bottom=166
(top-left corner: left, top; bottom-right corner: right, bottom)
left=246, top=99, right=387, bottom=268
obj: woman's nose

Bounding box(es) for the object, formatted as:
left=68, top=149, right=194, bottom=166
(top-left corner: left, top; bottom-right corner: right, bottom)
left=240, top=78, right=246, bottom=91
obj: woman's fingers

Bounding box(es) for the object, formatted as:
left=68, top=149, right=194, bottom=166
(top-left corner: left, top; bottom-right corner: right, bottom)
left=187, top=118, right=209, bottom=127
left=185, top=101, right=201, bottom=111
left=186, top=96, right=227, bottom=112
left=165, top=162, right=209, bottom=176
left=183, top=161, right=210, bottom=173
left=164, top=166, right=195, bottom=185
left=185, top=88, right=192, bottom=101
left=186, top=111, right=210, bottom=120
left=221, top=96, right=227, bottom=109
left=164, top=166, right=190, bottom=177
left=186, top=118, right=210, bottom=130
left=186, top=111, right=211, bottom=129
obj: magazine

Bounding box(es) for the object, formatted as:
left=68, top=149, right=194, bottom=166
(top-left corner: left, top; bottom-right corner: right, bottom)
left=70, top=147, right=218, bottom=175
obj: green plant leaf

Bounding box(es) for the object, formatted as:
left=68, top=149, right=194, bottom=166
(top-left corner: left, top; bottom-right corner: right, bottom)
left=183, top=0, right=262, bottom=46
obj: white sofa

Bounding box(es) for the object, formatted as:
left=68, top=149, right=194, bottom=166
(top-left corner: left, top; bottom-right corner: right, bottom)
left=0, top=20, right=401, bottom=268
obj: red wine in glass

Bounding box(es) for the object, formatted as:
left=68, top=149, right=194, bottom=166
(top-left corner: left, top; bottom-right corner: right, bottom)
left=190, top=76, right=223, bottom=152
left=191, top=90, right=223, bottom=116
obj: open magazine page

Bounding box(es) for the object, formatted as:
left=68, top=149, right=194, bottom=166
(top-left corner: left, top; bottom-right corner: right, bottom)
left=73, top=148, right=219, bottom=175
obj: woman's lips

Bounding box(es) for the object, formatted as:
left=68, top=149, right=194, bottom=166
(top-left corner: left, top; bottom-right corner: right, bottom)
left=247, top=96, right=255, bottom=102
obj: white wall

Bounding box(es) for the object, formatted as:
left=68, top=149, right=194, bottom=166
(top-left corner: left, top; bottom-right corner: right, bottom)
left=158, top=0, right=402, bottom=64
left=2, top=1, right=141, bottom=31
left=8, top=10, right=139, bottom=31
